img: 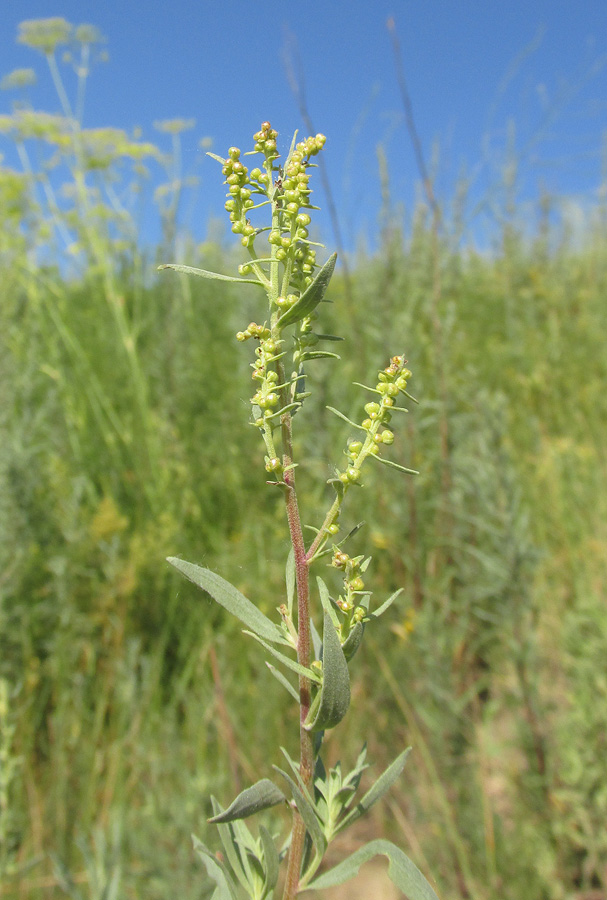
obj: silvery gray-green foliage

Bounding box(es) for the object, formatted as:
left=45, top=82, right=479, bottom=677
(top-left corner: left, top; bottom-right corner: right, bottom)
left=162, top=123, right=439, bottom=899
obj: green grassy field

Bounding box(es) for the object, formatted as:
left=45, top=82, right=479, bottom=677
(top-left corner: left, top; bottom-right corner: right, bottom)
left=2, top=21, right=607, bottom=900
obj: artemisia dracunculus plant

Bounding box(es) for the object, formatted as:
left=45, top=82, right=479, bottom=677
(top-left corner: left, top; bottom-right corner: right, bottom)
left=161, top=122, right=439, bottom=900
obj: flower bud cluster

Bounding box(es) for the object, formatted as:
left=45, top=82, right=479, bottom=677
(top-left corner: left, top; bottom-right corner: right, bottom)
left=331, top=549, right=367, bottom=615
left=222, top=146, right=256, bottom=244
left=336, top=355, right=412, bottom=487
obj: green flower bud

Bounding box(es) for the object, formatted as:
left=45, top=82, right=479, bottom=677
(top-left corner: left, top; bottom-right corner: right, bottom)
left=296, top=213, right=311, bottom=227
left=225, top=199, right=236, bottom=211
left=228, top=147, right=240, bottom=160
left=348, top=440, right=363, bottom=454
left=268, top=230, right=282, bottom=245
left=346, top=467, right=360, bottom=482
left=364, top=402, right=381, bottom=418
left=250, top=167, right=262, bottom=180
left=276, top=248, right=287, bottom=261
left=265, top=457, right=282, bottom=472
left=349, top=576, right=364, bottom=591
left=381, top=430, right=395, bottom=445
left=327, top=523, right=340, bottom=535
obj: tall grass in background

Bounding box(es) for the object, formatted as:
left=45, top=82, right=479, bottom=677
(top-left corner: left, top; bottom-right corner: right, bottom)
left=1, top=16, right=606, bottom=900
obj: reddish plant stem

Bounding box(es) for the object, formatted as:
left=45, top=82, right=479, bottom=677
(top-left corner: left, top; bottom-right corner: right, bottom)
left=280, top=402, right=315, bottom=900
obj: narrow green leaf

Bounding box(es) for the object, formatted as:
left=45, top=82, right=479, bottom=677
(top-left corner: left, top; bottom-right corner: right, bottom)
left=304, top=611, right=351, bottom=732
left=326, top=406, right=366, bottom=430
left=300, top=350, right=340, bottom=362
left=310, top=618, right=322, bottom=661
left=158, top=263, right=263, bottom=286
left=210, top=799, right=250, bottom=892
left=208, top=779, right=286, bottom=824
left=316, top=577, right=340, bottom=630
left=167, top=559, right=287, bottom=645
left=315, top=334, right=345, bottom=341
left=266, top=663, right=299, bottom=701
left=341, top=621, right=365, bottom=661
left=244, top=632, right=322, bottom=684
left=206, top=151, right=227, bottom=164
left=192, top=835, right=238, bottom=900
left=273, top=767, right=327, bottom=858
left=352, top=382, right=381, bottom=393
left=337, top=748, right=411, bottom=834
left=371, top=456, right=419, bottom=475
left=305, top=839, right=440, bottom=899
left=367, top=588, right=403, bottom=621
left=259, top=825, right=280, bottom=893
left=277, top=252, right=337, bottom=327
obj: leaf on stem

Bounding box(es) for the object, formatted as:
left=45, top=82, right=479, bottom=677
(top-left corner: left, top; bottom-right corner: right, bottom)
left=192, top=835, right=239, bottom=900
left=277, top=252, right=337, bottom=327
left=337, top=748, right=411, bottom=834
left=158, top=263, right=264, bottom=286
left=259, top=825, right=280, bottom=893
left=326, top=406, right=367, bottom=430
left=371, top=455, right=419, bottom=475
left=341, top=621, right=364, bottom=661
left=273, top=767, right=327, bottom=858
left=304, top=838, right=440, bottom=900
left=300, top=350, right=341, bottom=362
left=244, top=632, right=322, bottom=684
left=304, top=611, right=351, bottom=732
left=366, top=588, right=403, bottom=621
left=266, top=662, right=299, bottom=701
left=167, top=558, right=287, bottom=645
left=208, top=779, right=286, bottom=824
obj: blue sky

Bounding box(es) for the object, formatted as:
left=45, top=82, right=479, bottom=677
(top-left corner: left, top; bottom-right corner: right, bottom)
left=1, top=0, right=607, bottom=254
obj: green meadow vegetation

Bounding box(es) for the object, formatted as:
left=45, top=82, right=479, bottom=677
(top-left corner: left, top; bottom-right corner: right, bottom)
left=1, top=17, right=607, bottom=900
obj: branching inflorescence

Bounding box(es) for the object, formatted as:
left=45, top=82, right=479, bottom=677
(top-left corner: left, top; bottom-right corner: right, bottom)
left=161, top=123, right=439, bottom=900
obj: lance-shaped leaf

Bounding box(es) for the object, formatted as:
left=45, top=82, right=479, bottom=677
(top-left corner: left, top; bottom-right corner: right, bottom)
left=304, top=611, right=350, bottom=732
left=341, top=621, right=365, bottom=661
left=326, top=406, right=367, bottom=430
left=371, top=455, right=419, bottom=476
left=273, top=767, right=327, bottom=858
left=305, top=839, right=440, bottom=899
left=244, top=632, right=322, bottom=684
left=167, top=558, right=287, bottom=645
left=211, top=798, right=253, bottom=892
left=266, top=663, right=299, bottom=701
left=300, top=350, right=341, bottom=362
left=366, top=588, right=403, bottom=621
left=158, top=263, right=264, bottom=286
left=208, top=779, right=286, bottom=824
left=192, top=835, right=239, bottom=900
left=337, top=748, right=411, bottom=834
left=277, top=252, right=337, bottom=327
left=259, top=825, right=280, bottom=893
